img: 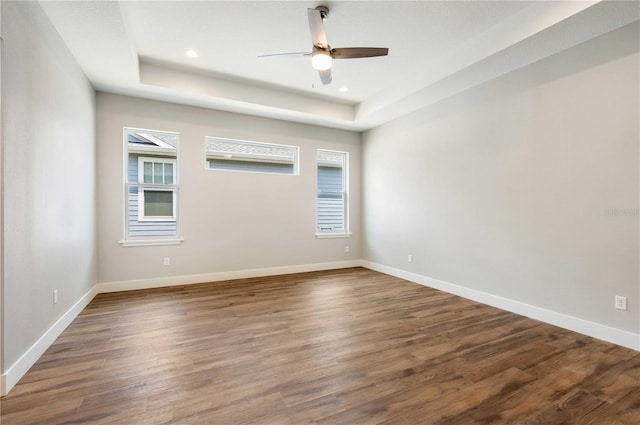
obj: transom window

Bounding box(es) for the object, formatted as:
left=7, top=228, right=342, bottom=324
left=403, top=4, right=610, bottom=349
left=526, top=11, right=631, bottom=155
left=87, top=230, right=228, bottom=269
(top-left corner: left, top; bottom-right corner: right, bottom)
left=205, top=137, right=298, bottom=175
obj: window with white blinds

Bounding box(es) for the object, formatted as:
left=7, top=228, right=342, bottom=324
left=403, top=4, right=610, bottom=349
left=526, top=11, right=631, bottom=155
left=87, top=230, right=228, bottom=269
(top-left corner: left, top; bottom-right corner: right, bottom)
left=317, top=150, right=348, bottom=235
left=205, top=137, right=298, bottom=175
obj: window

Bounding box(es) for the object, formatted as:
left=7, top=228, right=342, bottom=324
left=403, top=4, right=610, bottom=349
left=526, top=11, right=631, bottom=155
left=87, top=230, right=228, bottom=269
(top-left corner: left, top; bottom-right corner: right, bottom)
left=317, top=150, right=349, bottom=237
left=137, top=157, right=176, bottom=221
left=205, top=137, right=298, bottom=175
left=123, top=128, right=181, bottom=244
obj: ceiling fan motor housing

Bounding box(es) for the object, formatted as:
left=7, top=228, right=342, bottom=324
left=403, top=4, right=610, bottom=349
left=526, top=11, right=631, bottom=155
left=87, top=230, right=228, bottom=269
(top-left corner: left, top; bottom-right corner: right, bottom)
left=316, top=6, right=329, bottom=20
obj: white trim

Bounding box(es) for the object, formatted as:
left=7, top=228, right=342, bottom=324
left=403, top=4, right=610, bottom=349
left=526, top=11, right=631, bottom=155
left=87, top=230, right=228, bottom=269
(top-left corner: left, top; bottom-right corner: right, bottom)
left=119, top=237, right=184, bottom=247
left=3, top=260, right=638, bottom=397
left=1, top=260, right=357, bottom=396
left=128, top=145, right=176, bottom=156
left=97, top=260, right=361, bottom=293
left=360, top=261, right=640, bottom=351
left=0, top=286, right=98, bottom=396
left=315, top=232, right=352, bottom=239
left=124, top=126, right=180, bottom=137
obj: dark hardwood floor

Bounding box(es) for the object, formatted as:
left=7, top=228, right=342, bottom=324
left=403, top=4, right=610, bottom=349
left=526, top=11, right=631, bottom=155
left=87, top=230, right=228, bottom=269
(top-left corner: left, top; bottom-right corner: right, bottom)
left=1, top=267, right=638, bottom=424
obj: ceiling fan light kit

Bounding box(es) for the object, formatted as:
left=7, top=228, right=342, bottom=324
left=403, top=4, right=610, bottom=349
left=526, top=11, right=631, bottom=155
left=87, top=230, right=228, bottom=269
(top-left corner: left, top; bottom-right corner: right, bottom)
left=311, top=48, right=332, bottom=71
left=259, top=6, right=389, bottom=85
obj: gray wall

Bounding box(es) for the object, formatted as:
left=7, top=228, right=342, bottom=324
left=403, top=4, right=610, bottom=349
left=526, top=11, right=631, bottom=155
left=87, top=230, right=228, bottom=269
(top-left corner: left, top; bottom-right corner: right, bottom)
left=362, top=23, right=639, bottom=334
left=97, top=94, right=361, bottom=284
left=0, top=0, right=4, bottom=375
left=1, top=2, right=96, bottom=369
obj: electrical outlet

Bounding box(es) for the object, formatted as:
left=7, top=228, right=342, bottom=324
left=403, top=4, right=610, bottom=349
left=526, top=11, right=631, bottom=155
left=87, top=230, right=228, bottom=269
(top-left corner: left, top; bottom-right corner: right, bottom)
left=407, top=254, right=413, bottom=263
left=615, top=296, right=628, bottom=311
left=163, top=257, right=170, bottom=266
left=345, top=246, right=350, bottom=253
left=53, top=289, right=58, bottom=304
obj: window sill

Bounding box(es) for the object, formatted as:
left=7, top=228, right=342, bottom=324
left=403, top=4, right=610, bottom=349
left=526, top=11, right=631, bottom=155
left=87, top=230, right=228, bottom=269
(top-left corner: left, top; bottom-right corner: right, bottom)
left=315, top=232, right=352, bottom=239
left=119, top=238, right=184, bottom=247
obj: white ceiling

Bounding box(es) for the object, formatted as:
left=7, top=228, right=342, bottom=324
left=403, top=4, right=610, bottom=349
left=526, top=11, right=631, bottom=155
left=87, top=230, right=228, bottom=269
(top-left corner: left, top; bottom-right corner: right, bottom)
left=39, top=1, right=639, bottom=131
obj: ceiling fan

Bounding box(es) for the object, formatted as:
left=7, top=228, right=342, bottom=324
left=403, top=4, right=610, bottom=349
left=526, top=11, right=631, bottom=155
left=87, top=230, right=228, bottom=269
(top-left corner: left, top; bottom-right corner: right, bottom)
left=258, top=6, right=389, bottom=85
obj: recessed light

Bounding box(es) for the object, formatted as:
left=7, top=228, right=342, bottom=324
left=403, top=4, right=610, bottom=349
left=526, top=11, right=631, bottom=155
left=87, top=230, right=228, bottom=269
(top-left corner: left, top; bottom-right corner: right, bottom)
left=339, top=86, right=349, bottom=92
left=184, top=49, right=198, bottom=58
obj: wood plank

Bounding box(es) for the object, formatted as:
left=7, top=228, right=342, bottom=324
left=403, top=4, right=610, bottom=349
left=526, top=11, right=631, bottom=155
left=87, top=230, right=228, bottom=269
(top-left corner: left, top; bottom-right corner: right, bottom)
left=1, top=268, right=637, bottom=424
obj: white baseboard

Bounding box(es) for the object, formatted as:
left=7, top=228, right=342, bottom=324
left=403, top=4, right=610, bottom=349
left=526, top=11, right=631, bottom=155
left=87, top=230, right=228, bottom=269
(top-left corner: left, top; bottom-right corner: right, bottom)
left=1, top=260, right=361, bottom=396
left=4, top=259, right=636, bottom=397
left=96, top=260, right=362, bottom=293
left=361, top=261, right=640, bottom=351
left=1, top=286, right=98, bottom=396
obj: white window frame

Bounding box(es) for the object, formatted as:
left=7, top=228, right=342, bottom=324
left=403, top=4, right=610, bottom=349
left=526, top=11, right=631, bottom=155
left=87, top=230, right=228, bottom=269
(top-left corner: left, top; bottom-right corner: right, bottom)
left=316, top=149, right=351, bottom=238
left=137, top=156, right=177, bottom=222
left=120, top=127, right=183, bottom=246
left=204, top=137, right=299, bottom=176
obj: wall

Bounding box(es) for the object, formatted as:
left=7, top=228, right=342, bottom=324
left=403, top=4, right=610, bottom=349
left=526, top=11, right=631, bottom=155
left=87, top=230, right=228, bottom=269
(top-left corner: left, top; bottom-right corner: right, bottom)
left=0, top=0, right=4, bottom=384
left=96, top=94, right=361, bottom=286
left=362, top=23, right=640, bottom=346
left=1, top=1, right=96, bottom=392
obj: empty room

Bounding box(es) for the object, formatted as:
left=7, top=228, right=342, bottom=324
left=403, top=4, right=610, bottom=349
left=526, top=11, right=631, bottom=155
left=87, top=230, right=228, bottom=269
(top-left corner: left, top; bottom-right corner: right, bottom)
left=1, top=1, right=639, bottom=424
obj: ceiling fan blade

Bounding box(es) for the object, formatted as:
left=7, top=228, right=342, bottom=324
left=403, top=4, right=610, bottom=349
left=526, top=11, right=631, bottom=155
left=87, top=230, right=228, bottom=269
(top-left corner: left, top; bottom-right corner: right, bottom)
left=330, top=47, right=389, bottom=59
left=257, top=52, right=311, bottom=58
left=307, top=8, right=328, bottom=48
left=318, top=68, right=332, bottom=85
